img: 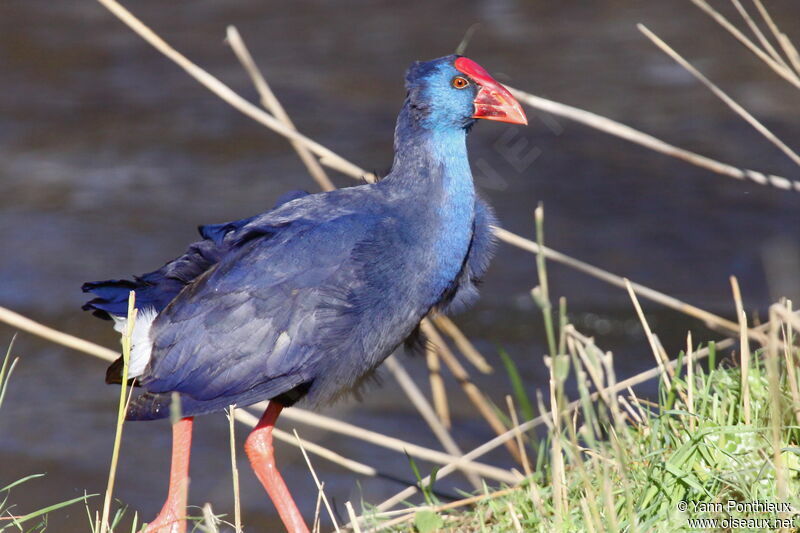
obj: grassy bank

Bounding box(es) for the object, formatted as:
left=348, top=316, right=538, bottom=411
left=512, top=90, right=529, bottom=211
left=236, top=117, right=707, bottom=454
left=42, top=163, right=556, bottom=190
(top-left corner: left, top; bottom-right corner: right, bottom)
left=374, top=302, right=800, bottom=532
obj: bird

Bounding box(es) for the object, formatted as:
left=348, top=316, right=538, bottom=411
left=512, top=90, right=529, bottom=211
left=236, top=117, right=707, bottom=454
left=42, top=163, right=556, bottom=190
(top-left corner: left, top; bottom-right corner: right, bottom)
left=82, top=54, right=527, bottom=533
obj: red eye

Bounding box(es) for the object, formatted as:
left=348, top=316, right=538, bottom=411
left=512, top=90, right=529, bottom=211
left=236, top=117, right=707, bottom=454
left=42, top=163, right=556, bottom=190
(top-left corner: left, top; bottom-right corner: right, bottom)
left=452, top=76, right=470, bottom=89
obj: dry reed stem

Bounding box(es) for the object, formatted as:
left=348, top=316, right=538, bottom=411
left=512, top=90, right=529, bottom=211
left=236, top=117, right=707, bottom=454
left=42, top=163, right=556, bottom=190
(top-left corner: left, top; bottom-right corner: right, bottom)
left=201, top=503, right=220, bottom=533
left=292, top=429, right=341, bottom=533
left=345, top=502, right=362, bottom=533
left=233, top=409, right=376, bottom=477
left=508, top=87, right=800, bottom=192
left=0, top=306, right=118, bottom=362
left=505, top=395, right=532, bottom=477
left=267, top=402, right=518, bottom=484
left=420, top=320, right=526, bottom=465
left=752, top=0, right=800, bottom=76
left=686, top=331, right=695, bottom=431
left=546, top=355, right=566, bottom=529
left=778, top=34, right=800, bottom=76
left=226, top=406, right=242, bottom=533
left=94, top=0, right=373, bottom=182
left=690, top=0, right=800, bottom=87
left=425, top=340, right=451, bottom=428
left=730, top=276, right=752, bottom=425
left=492, top=228, right=758, bottom=342
left=730, top=0, right=789, bottom=70
left=225, top=26, right=336, bottom=192
left=766, top=306, right=787, bottom=501
left=780, top=300, right=800, bottom=427
left=639, top=24, right=800, bottom=167
left=99, top=292, right=135, bottom=533
left=382, top=356, right=483, bottom=489
left=507, top=501, right=524, bottom=533
left=617, top=395, right=642, bottom=426
left=312, top=483, right=323, bottom=533
left=432, top=314, right=493, bottom=374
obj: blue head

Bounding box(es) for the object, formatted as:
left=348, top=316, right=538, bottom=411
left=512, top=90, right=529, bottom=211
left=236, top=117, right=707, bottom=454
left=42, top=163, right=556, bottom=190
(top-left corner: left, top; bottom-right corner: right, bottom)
left=402, top=55, right=527, bottom=133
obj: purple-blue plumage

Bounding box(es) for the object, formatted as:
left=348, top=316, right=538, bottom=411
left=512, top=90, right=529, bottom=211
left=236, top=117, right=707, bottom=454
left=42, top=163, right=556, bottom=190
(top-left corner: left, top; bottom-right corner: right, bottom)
left=83, top=55, right=503, bottom=420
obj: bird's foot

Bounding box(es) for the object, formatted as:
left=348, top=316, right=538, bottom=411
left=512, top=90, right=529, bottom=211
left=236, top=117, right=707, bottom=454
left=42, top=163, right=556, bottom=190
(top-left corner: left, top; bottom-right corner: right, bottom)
left=142, top=508, right=186, bottom=533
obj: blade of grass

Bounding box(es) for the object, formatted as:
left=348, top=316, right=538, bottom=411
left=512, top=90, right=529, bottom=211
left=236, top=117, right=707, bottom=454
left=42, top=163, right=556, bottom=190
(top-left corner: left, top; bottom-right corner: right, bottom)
left=226, top=406, right=242, bottom=533
left=432, top=315, right=493, bottom=374
left=731, top=276, right=752, bottom=425
left=292, top=429, right=340, bottom=533
left=0, top=337, right=19, bottom=412
left=508, top=87, right=800, bottom=192
left=225, top=26, right=336, bottom=192
left=420, top=320, right=526, bottom=465
left=639, top=23, right=800, bottom=168
left=498, top=349, right=534, bottom=423
left=752, top=0, right=800, bottom=75
left=425, top=340, right=451, bottom=429
left=689, top=0, right=800, bottom=87
left=99, top=291, right=136, bottom=533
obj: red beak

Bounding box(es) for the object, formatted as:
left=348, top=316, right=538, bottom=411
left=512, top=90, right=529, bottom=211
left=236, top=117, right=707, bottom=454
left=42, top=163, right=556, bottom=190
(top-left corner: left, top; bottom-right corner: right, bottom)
left=454, top=57, right=528, bottom=125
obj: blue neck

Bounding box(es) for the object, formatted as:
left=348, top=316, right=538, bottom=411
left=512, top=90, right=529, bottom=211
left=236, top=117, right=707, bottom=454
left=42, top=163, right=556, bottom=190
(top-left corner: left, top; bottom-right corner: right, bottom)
left=386, top=101, right=476, bottom=292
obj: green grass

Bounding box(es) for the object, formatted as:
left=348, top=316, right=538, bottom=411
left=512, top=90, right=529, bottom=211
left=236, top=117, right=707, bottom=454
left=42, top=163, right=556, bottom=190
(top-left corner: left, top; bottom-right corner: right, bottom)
left=374, top=316, right=800, bottom=532
left=0, top=340, right=96, bottom=532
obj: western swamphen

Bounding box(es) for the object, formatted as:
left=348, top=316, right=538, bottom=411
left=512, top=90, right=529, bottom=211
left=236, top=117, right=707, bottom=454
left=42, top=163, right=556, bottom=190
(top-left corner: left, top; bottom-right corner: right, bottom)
left=83, top=54, right=526, bottom=533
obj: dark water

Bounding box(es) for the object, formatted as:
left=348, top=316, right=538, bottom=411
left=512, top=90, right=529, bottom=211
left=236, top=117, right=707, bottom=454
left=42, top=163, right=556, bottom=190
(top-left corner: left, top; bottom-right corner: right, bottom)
left=1, top=1, right=799, bottom=530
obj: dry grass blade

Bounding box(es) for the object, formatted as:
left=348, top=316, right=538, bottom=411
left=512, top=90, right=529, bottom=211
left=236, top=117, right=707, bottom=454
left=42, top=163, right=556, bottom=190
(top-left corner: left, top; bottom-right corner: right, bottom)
left=382, top=356, right=483, bottom=489
left=292, top=429, right=341, bottom=533
left=492, top=228, right=753, bottom=341
left=752, top=0, right=800, bottom=75
left=766, top=305, right=787, bottom=500
left=201, top=503, right=220, bottom=533
left=690, top=0, right=800, bottom=87
left=730, top=276, right=751, bottom=425
left=779, top=300, right=800, bottom=427
left=233, top=409, right=377, bottom=477
left=271, top=403, right=517, bottom=484
left=226, top=25, right=336, bottom=192
left=420, top=320, right=526, bottom=465
left=686, top=331, right=695, bottom=431
left=0, top=306, right=118, bottom=362
left=226, top=406, right=243, bottom=533
left=505, top=395, right=532, bottom=476
left=730, top=0, right=789, bottom=69
left=639, top=23, right=800, bottom=167
left=312, top=482, right=324, bottom=533
left=99, top=291, right=136, bottom=533
left=508, top=87, right=800, bottom=192
left=94, top=0, right=373, bottom=182
left=345, top=502, right=362, bottom=533
left=432, top=314, right=493, bottom=374
left=425, top=341, right=451, bottom=428
left=507, top=500, right=524, bottom=533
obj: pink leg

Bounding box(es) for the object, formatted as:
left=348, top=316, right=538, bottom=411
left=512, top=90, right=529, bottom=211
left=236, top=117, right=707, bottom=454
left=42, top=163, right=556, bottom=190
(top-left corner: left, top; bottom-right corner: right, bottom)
left=244, top=402, right=309, bottom=533
left=143, top=417, right=193, bottom=533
